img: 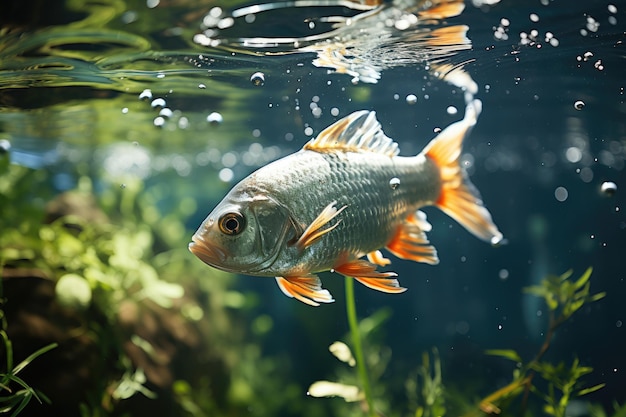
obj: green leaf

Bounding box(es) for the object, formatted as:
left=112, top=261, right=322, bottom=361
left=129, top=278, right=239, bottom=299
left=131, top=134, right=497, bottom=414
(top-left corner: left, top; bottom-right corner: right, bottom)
left=13, top=343, right=58, bottom=376
left=484, top=349, right=522, bottom=363
left=573, top=267, right=593, bottom=290
left=589, top=292, right=606, bottom=303
left=577, top=383, right=606, bottom=397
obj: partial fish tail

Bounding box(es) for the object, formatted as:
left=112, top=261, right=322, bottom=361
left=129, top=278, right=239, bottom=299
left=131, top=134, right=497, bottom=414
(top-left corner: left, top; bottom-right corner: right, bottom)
left=422, top=99, right=504, bottom=245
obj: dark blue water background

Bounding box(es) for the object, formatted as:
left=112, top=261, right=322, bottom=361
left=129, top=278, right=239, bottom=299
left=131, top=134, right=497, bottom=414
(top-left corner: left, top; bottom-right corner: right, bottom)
left=1, top=0, right=624, bottom=412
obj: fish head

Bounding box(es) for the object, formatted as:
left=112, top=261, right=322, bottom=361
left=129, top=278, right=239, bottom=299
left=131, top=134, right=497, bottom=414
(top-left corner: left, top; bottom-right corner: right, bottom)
left=189, top=190, right=294, bottom=275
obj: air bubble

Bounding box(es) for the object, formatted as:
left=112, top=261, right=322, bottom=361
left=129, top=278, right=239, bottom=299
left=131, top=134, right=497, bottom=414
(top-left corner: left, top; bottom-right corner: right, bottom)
left=159, top=108, right=173, bottom=118
left=139, top=89, right=152, bottom=100
left=218, top=168, right=234, bottom=182
left=601, top=181, right=617, bottom=196
left=151, top=98, right=166, bottom=108
left=405, top=94, right=418, bottom=105
left=207, top=112, right=223, bottom=125
left=389, top=177, right=400, bottom=190
left=250, top=72, right=265, bottom=86
left=573, top=100, right=585, bottom=110
left=153, top=116, right=165, bottom=127
left=446, top=106, right=458, bottom=115
left=0, top=139, right=12, bottom=153
left=554, top=186, right=568, bottom=202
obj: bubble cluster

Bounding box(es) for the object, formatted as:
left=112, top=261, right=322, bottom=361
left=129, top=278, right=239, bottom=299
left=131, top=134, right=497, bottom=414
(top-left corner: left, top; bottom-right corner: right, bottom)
left=581, top=15, right=600, bottom=36
left=576, top=51, right=604, bottom=72
left=493, top=17, right=510, bottom=41
left=519, top=28, right=559, bottom=47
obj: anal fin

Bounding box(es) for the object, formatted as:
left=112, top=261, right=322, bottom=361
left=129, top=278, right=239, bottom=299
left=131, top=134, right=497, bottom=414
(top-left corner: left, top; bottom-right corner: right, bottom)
left=275, top=275, right=334, bottom=307
left=366, top=250, right=391, bottom=266
left=385, top=211, right=439, bottom=265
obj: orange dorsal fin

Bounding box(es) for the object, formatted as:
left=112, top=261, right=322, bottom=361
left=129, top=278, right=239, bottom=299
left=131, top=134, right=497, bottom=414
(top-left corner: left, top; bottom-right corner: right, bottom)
left=422, top=100, right=504, bottom=244
left=386, top=211, right=439, bottom=265
left=303, top=111, right=400, bottom=156
left=275, top=275, right=335, bottom=306
left=334, top=259, right=406, bottom=294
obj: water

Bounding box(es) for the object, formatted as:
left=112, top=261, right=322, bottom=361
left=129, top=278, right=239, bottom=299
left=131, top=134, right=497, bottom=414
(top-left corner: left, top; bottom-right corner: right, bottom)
left=1, top=0, right=624, bottom=416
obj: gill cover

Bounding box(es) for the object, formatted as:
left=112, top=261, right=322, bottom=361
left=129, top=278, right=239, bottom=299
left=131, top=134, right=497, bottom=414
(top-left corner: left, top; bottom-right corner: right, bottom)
left=204, top=193, right=294, bottom=274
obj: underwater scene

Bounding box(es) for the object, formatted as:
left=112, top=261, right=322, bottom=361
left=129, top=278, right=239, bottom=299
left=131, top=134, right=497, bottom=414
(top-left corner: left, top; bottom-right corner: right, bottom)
left=0, top=0, right=624, bottom=416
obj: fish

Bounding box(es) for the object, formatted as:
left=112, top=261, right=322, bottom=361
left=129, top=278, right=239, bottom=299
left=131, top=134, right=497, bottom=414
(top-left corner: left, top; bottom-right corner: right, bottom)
left=189, top=99, right=503, bottom=306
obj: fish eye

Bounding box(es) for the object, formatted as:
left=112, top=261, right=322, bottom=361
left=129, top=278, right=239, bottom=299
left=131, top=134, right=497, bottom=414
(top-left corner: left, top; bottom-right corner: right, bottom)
left=218, top=212, right=246, bottom=236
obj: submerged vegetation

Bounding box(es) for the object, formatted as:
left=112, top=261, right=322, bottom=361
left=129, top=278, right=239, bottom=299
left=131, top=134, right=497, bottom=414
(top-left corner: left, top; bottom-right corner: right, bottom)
left=0, top=151, right=297, bottom=417
left=307, top=267, right=617, bottom=417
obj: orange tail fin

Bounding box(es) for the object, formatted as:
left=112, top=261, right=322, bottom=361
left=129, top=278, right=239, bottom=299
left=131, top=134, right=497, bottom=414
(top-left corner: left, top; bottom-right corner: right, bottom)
left=422, top=99, right=504, bottom=245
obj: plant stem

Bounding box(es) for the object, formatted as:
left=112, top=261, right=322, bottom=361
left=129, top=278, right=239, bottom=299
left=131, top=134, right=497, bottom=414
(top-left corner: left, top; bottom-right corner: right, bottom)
left=344, top=276, right=376, bottom=417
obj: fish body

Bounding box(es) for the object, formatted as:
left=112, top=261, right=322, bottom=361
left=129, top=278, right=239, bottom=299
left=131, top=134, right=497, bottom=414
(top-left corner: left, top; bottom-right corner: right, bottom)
left=190, top=100, right=503, bottom=306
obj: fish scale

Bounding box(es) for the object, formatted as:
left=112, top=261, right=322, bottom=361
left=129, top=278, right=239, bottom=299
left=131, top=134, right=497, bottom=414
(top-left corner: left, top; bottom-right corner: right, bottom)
left=248, top=149, right=441, bottom=276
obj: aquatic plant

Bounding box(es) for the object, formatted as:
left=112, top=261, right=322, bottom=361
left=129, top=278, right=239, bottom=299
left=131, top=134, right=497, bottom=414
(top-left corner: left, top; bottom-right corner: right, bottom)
left=308, top=267, right=608, bottom=417
left=0, top=298, right=57, bottom=417
left=0, top=154, right=226, bottom=416
left=406, top=348, right=446, bottom=417
left=469, top=267, right=606, bottom=417
left=1, top=149, right=318, bottom=417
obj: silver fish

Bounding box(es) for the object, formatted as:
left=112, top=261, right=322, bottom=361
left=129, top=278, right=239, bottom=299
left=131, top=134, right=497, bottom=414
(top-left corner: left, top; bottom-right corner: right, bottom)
left=190, top=99, right=503, bottom=306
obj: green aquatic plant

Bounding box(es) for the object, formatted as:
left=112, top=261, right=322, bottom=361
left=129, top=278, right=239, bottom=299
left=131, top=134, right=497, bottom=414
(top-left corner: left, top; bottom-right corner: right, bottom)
left=0, top=333, right=56, bottom=417
left=473, top=267, right=606, bottom=417
left=1, top=153, right=310, bottom=417
left=0, top=280, right=58, bottom=417
left=345, top=276, right=376, bottom=417
left=307, top=279, right=394, bottom=417
left=307, top=266, right=608, bottom=417
left=406, top=348, right=446, bottom=417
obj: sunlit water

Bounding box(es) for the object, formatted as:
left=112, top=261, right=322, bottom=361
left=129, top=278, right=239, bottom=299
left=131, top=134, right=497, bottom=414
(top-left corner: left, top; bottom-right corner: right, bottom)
left=1, top=0, right=624, bottom=414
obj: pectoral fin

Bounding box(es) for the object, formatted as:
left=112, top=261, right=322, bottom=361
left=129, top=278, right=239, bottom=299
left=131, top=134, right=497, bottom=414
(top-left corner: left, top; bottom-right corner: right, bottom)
left=275, top=275, right=335, bottom=307
left=335, top=260, right=406, bottom=294
left=294, top=201, right=347, bottom=250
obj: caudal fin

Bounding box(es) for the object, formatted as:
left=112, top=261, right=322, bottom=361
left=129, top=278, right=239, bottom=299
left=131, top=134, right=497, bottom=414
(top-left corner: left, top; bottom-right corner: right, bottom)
left=422, top=99, right=504, bottom=245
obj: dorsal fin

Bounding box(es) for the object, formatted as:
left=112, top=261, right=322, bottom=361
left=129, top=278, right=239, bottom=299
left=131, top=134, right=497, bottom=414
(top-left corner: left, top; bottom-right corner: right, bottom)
left=303, top=111, right=400, bottom=157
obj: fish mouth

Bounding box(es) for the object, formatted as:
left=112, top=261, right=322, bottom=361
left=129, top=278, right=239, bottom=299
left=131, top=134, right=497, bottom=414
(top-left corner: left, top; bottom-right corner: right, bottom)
left=188, top=235, right=227, bottom=266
